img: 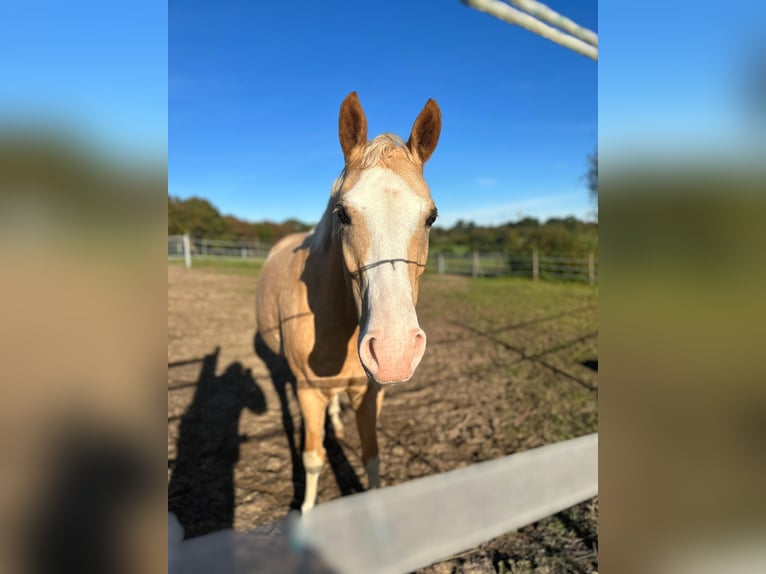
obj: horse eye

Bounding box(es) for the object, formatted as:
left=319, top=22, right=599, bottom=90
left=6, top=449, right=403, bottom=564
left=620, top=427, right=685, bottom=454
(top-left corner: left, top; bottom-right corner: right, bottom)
left=335, top=205, right=351, bottom=225
left=425, top=209, right=438, bottom=227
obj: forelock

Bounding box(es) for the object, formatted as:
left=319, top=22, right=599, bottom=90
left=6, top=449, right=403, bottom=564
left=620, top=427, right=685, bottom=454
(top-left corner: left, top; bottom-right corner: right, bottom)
left=357, top=134, right=414, bottom=168
left=332, top=134, right=428, bottom=199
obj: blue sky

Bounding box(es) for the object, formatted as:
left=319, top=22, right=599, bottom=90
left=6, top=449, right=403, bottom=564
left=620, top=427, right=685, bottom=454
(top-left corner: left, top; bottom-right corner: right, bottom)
left=599, top=1, right=766, bottom=165
left=0, top=1, right=167, bottom=160
left=2, top=0, right=762, bottom=219
left=170, top=0, right=598, bottom=227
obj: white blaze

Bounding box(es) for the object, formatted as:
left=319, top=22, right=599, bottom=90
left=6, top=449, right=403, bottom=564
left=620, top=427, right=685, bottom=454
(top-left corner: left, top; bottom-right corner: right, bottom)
left=346, top=167, right=429, bottom=382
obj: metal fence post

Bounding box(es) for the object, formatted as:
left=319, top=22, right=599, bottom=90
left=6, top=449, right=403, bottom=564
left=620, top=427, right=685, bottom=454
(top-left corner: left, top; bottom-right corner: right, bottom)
left=532, top=250, right=539, bottom=280
left=183, top=233, right=192, bottom=268
left=588, top=252, right=595, bottom=285
left=472, top=251, right=480, bottom=278
left=438, top=253, right=445, bottom=274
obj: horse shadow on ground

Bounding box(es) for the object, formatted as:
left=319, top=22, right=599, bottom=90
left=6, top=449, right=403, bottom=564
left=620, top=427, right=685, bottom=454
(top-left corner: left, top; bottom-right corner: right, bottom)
left=168, top=347, right=268, bottom=538
left=253, top=332, right=364, bottom=512
left=23, top=421, right=151, bottom=574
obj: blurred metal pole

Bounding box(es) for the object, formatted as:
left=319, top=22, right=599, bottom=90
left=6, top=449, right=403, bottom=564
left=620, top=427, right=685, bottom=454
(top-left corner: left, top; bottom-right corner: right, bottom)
left=461, top=0, right=598, bottom=60
left=183, top=233, right=192, bottom=269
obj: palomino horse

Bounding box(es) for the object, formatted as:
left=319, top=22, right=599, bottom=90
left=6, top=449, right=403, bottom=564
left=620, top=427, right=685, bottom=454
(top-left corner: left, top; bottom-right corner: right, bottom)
left=256, top=92, right=440, bottom=512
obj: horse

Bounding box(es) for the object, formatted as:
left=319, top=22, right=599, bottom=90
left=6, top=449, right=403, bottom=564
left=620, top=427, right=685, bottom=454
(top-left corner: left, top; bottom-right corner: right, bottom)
left=255, top=92, right=441, bottom=512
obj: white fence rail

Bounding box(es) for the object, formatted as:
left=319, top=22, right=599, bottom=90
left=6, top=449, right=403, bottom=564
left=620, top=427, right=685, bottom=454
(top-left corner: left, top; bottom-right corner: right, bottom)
left=169, top=433, right=598, bottom=574
left=168, top=234, right=272, bottom=267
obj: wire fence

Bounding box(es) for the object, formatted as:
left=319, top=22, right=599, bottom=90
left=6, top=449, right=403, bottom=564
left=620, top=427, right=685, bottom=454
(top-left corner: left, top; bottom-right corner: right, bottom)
left=168, top=234, right=598, bottom=571
left=168, top=234, right=272, bottom=262
left=431, top=251, right=598, bottom=283
left=169, top=235, right=598, bottom=284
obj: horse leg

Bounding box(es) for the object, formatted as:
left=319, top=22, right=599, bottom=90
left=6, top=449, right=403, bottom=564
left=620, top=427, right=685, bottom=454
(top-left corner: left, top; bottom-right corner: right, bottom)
left=297, top=388, right=329, bottom=513
left=328, top=392, right=344, bottom=439
left=353, top=384, right=385, bottom=489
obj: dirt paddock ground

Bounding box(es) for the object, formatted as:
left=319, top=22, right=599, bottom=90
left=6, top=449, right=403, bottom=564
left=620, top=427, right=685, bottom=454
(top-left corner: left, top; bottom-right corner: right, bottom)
left=168, top=262, right=598, bottom=573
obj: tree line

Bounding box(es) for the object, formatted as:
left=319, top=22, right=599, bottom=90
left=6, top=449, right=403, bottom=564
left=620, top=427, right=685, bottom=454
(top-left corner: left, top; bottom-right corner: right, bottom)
left=429, top=217, right=597, bottom=257
left=168, top=195, right=597, bottom=257
left=168, top=195, right=312, bottom=244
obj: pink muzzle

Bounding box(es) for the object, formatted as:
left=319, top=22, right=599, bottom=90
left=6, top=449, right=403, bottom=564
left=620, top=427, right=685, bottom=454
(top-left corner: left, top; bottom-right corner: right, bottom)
left=358, top=327, right=426, bottom=384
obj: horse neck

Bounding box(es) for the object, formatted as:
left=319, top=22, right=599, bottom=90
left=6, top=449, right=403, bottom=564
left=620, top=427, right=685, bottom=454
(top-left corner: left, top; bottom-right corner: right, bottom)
left=306, top=204, right=358, bottom=323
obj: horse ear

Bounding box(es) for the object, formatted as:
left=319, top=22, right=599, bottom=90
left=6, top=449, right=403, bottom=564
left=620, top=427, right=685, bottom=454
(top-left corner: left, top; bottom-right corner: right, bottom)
left=407, top=99, right=441, bottom=164
left=339, top=92, right=368, bottom=162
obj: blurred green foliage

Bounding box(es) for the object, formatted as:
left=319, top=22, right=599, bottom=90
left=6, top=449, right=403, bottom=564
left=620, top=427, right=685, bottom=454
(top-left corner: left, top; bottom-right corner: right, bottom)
left=600, top=164, right=766, bottom=573
left=587, top=146, right=598, bottom=201
left=0, top=130, right=164, bottom=257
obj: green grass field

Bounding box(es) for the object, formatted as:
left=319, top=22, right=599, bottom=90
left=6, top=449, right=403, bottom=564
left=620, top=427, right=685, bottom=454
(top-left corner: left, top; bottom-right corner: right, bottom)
left=169, top=256, right=265, bottom=275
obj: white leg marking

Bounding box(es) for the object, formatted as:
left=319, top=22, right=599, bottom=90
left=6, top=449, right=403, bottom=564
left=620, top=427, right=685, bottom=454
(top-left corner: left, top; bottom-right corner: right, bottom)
left=328, top=393, right=344, bottom=439
left=365, top=455, right=381, bottom=489
left=301, top=450, right=324, bottom=513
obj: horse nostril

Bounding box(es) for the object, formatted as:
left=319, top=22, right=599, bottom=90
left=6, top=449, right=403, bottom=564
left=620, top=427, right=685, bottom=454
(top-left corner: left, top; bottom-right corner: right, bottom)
left=360, top=334, right=380, bottom=375
left=411, top=329, right=426, bottom=370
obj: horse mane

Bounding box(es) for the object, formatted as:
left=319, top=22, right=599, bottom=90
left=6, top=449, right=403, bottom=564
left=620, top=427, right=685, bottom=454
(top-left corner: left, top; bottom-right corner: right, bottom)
left=307, top=134, right=415, bottom=250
